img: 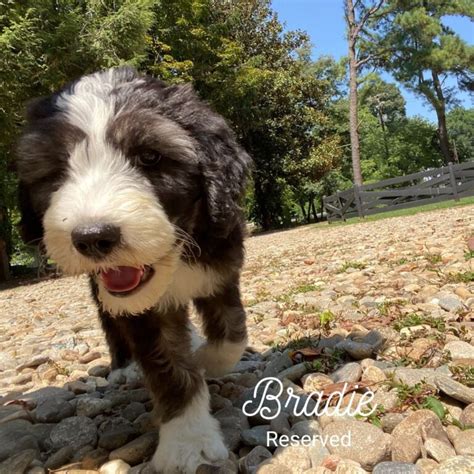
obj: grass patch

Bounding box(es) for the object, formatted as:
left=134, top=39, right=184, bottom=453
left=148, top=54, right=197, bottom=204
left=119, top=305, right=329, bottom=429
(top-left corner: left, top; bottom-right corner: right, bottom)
left=451, top=365, right=474, bottom=388
left=316, top=196, right=474, bottom=229
left=393, top=313, right=446, bottom=332
left=446, top=271, right=474, bottom=283
left=425, top=253, right=442, bottom=265
left=464, top=250, right=474, bottom=261
left=337, top=261, right=367, bottom=273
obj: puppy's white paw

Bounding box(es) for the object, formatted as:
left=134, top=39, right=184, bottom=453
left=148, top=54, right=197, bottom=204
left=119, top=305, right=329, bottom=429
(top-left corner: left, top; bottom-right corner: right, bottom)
left=151, top=389, right=228, bottom=473
left=196, top=340, right=247, bottom=378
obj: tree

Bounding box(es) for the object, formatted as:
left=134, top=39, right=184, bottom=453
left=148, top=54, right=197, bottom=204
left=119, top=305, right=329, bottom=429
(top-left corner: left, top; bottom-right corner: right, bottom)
left=150, top=0, right=343, bottom=229
left=368, top=0, right=474, bottom=164
left=344, top=0, right=385, bottom=186
left=359, top=73, right=406, bottom=161
left=447, top=107, right=474, bottom=163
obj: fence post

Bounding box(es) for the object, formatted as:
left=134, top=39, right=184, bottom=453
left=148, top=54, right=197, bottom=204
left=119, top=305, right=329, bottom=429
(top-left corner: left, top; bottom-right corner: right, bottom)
left=354, top=185, right=365, bottom=218
left=448, top=162, right=459, bottom=202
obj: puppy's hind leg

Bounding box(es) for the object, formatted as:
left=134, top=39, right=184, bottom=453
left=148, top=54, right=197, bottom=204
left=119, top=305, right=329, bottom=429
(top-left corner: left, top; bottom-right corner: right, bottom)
left=194, top=278, right=247, bottom=378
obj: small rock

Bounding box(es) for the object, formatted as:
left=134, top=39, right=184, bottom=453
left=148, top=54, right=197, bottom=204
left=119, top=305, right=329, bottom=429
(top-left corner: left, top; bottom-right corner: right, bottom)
left=76, top=397, right=112, bottom=418
left=373, top=462, right=420, bottom=473
left=291, top=420, right=321, bottom=438
left=109, top=432, right=157, bottom=465
left=432, top=456, right=474, bottom=473
left=45, top=446, right=73, bottom=470
left=262, top=351, right=293, bottom=378
left=68, top=380, right=94, bottom=394
left=0, top=420, right=38, bottom=462
left=452, top=429, right=474, bottom=456
left=331, top=362, right=362, bottom=383
left=273, top=445, right=312, bottom=471
left=323, top=420, right=391, bottom=470
left=0, top=449, right=38, bottom=474
left=459, top=403, right=474, bottom=426
left=391, top=410, right=449, bottom=463
left=424, top=437, right=455, bottom=462
left=134, top=412, right=156, bottom=433
left=16, top=356, right=50, bottom=372
left=276, top=363, right=308, bottom=382
left=335, top=459, right=367, bottom=473
left=35, top=398, right=74, bottom=423
left=79, top=352, right=102, bottom=364
left=444, top=341, right=474, bottom=361
left=302, top=373, right=334, bottom=392
left=99, top=460, right=131, bottom=474
left=388, top=368, right=437, bottom=387
left=122, top=402, right=146, bottom=422
left=335, top=341, right=375, bottom=360
left=437, top=295, right=464, bottom=313
left=239, top=446, right=272, bottom=474
left=50, top=416, right=98, bottom=450
left=98, top=426, right=137, bottom=450
left=381, top=413, right=405, bottom=433
left=435, top=375, right=474, bottom=404
left=361, top=366, right=386, bottom=385
left=415, top=458, right=439, bottom=473
left=241, top=425, right=271, bottom=447
left=88, top=365, right=110, bottom=378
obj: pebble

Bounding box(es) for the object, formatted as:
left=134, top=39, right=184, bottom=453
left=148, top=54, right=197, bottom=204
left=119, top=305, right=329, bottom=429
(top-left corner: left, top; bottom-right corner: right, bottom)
left=50, top=416, right=98, bottom=450
left=262, top=351, right=293, bottom=378
left=0, top=420, right=38, bottom=461
left=45, top=446, right=73, bottom=470
left=239, top=446, right=272, bottom=474
left=424, top=437, right=455, bottom=462
left=122, top=402, right=146, bottom=422
left=276, top=363, right=308, bottom=382
left=302, top=373, right=333, bottom=392
left=415, top=458, right=438, bottom=473
left=241, top=425, right=272, bottom=447
left=331, top=362, right=362, bottom=383
left=109, top=432, right=157, bottom=465
left=0, top=449, right=38, bottom=474
left=99, top=460, right=131, bottom=474
left=373, top=462, right=420, bottom=473
left=391, top=410, right=449, bottom=463
left=459, top=403, right=474, bottom=426
left=272, top=445, right=312, bottom=471
left=437, top=294, right=464, bottom=313
left=452, top=429, right=474, bottom=456
left=76, top=398, right=112, bottom=418
left=435, top=375, right=474, bottom=404
left=444, top=341, right=474, bottom=360
left=35, top=398, right=74, bottom=423
left=432, top=455, right=474, bottom=473
left=323, top=420, right=391, bottom=470
left=88, top=365, right=110, bottom=378
left=388, top=368, right=437, bottom=387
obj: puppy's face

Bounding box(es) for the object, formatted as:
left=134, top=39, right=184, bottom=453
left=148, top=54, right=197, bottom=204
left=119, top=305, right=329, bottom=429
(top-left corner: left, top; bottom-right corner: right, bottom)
left=16, top=68, right=249, bottom=315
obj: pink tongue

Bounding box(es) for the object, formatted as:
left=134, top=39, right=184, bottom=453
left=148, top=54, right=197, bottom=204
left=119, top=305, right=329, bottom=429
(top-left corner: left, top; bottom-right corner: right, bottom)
left=101, top=266, right=144, bottom=292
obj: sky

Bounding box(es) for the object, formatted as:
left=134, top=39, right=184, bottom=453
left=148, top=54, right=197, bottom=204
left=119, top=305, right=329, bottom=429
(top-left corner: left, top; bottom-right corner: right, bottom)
left=272, top=0, right=474, bottom=122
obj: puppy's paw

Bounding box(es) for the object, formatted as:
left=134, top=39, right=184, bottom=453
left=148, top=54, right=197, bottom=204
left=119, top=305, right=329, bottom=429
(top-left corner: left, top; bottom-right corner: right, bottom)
left=196, top=340, right=247, bottom=378
left=151, top=390, right=228, bottom=473
left=152, top=424, right=227, bottom=474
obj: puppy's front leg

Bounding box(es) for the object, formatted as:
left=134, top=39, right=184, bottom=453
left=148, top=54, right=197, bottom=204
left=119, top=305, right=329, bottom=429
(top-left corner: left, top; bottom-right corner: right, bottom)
left=118, top=307, right=227, bottom=474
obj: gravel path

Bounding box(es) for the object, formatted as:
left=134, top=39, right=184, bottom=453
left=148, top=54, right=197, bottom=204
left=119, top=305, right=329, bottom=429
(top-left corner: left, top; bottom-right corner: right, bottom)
left=0, top=205, right=473, bottom=473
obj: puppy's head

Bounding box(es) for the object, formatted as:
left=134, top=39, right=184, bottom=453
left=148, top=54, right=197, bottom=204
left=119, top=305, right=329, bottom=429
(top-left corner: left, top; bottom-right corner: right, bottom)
left=16, top=67, right=250, bottom=315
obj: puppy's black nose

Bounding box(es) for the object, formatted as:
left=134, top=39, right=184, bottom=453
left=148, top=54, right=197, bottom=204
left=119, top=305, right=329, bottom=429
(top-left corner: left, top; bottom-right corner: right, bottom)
left=71, top=224, right=121, bottom=258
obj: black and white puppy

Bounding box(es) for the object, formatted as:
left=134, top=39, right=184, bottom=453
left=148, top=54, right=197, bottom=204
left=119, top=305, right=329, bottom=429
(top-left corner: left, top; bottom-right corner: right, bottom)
left=16, top=67, right=250, bottom=473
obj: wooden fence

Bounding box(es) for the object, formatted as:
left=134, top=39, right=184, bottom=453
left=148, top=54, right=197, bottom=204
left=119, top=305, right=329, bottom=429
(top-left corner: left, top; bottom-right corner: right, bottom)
left=323, top=161, right=474, bottom=222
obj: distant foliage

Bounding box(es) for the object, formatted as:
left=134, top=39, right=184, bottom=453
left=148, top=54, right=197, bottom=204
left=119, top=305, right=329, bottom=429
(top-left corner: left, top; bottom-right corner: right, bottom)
left=0, top=0, right=473, bottom=268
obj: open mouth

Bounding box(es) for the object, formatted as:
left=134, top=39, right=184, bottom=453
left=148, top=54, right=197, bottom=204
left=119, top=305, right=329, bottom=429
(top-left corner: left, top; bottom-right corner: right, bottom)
left=100, top=265, right=154, bottom=297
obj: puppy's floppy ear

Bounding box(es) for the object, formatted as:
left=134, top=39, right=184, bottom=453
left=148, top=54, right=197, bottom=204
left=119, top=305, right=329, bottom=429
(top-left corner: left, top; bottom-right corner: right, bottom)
left=199, top=129, right=252, bottom=238
left=17, top=181, right=43, bottom=246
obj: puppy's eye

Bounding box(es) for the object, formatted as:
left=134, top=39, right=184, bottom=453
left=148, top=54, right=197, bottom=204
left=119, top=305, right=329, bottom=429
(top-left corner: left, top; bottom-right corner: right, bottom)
left=135, top=151, right=162, bottom=167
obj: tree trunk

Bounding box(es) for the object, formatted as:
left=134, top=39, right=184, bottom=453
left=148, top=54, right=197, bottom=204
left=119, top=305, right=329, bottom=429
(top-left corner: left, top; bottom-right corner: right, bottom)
left=346, top=0, right=363, bottom=186
left=431, top=71, right=452, bottom=164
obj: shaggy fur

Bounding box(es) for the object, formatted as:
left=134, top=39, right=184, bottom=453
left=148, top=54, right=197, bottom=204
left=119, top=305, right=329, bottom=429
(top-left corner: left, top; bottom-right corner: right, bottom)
left=16, top=67, right=251, bottom=473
